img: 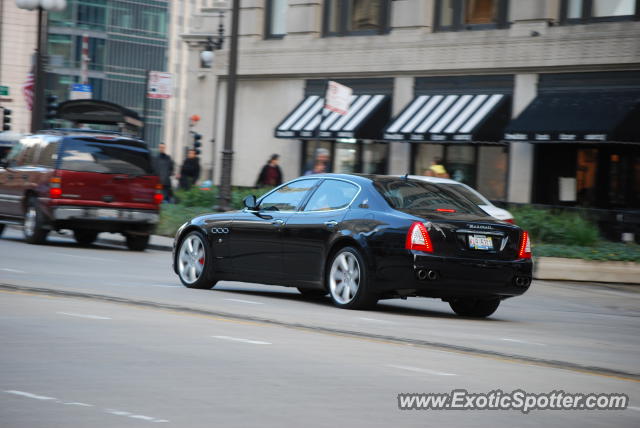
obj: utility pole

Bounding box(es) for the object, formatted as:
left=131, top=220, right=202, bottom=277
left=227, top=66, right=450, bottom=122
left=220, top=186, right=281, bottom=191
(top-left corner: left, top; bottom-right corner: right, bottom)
left=217, top=0, right=239, bottom=211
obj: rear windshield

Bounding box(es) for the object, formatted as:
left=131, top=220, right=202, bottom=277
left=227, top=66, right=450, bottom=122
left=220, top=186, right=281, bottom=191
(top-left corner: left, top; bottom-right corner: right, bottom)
left=442, top=183, right=487, bottom=205
left=59, top=138, right=153, bottom=175
left=374, top=179, right=487, bottom=215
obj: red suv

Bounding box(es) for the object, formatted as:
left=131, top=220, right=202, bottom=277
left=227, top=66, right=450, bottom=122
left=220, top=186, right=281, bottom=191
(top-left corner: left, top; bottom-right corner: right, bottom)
left=0, top=129, right=161, bottom=250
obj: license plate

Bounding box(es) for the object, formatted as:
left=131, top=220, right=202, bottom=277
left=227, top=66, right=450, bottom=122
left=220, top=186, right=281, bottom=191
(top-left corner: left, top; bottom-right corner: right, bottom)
left=469, top=234, right=493, bottom=250
left=96, top=209, right=119, bottom=219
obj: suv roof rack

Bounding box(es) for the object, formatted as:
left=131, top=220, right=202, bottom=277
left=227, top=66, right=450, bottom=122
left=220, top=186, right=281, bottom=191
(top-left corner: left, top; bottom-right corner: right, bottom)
left=40, top=128, right=141, bottom=140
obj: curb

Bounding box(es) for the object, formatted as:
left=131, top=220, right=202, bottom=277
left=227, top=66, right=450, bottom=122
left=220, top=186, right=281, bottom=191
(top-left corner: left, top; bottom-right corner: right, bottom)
left=534, top=257, right=640, bottom=285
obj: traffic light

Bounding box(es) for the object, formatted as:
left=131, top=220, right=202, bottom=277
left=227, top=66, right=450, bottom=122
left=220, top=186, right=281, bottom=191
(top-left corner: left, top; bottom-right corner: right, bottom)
left=2, top=108, right=11, bottom=131
left=46, top=94, right=59, bottom=120
left=193, top=132, right=202, bottom=155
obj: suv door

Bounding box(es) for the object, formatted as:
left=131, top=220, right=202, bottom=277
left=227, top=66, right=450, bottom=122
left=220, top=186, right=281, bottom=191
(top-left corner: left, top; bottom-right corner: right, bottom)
left=229, top=178, right=320, bottom=281
left=282, top=178, right=360, bottom=283
left=0, top=140, right=34, bottom=218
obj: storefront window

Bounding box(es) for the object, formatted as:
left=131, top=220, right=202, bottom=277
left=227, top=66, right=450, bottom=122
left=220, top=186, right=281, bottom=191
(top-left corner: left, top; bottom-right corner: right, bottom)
left=576, top=148, right=598, bottom=206
left=303, top=141, right=333, bottom=175
left=414, top=145, right=445, bottom=177
left=362, top=143, right=388, bottom=174
left=476, top=146, right=507, bottom=200
left=335, top=142, right=358, bottom=173
left=447, top=145, right=476, bottom=186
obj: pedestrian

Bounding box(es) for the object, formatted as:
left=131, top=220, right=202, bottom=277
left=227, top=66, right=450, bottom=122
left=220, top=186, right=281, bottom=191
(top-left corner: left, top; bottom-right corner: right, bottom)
left=178, top=149, right=200, bottom=190
left=152, top=143, right=174, bottom=203
left=256, top=154, right=283, bottom=187
left=428, top=157, right=450, bottom=178
left=304, top=147, right=330, bottom=175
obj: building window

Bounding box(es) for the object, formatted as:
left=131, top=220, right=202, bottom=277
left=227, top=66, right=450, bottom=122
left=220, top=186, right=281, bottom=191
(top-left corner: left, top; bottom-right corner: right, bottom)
left=434, top=0, right=509, bottom=32
left=560, top=0, right=639, bottom=23
left=323, top=0, right=391, bottom=36
left=266, top=0, right=287, bottom=38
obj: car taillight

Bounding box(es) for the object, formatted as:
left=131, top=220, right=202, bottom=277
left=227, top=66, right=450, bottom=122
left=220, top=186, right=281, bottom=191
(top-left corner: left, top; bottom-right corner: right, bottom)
left=154, top=184, right=163, bottom=204
left=504, top=218, right=515, bottom=224
left=49, top=177, right=62, bottom=198
left=405, top=222, right=434, bottom=253
left=436, top=208, right=456, bottom=213
left=518, top=231, right=531, bottom=259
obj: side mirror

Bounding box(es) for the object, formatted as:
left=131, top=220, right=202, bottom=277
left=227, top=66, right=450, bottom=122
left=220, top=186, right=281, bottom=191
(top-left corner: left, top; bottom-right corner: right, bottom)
left=243, top=195, right=257, bottom=210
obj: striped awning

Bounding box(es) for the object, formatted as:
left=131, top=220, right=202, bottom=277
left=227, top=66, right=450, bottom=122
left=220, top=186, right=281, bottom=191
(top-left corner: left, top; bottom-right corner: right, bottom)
left=275, top=94, right=389, bottom=139
left=383, top=94, right=508, bottom=142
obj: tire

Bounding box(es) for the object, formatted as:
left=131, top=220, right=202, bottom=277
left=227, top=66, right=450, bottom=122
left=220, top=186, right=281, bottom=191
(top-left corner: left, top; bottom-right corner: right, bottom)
left=449, top=298, right=500, bottom=318
left=176, top=230, right=217, bottom=289
left=327, top=246, right=378, bottom=309
left=74, top=229, right=98, bottom=246
left=126, top=234, right=150, bottom=251
left=23, top=197, right=49, bottom=244
left=0, top=224, right=4, bottom=237
left=297, top=287, right=328, bottom=298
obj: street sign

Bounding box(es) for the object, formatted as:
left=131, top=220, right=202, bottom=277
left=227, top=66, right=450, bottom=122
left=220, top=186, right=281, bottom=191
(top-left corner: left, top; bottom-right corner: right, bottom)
left=70, top=83, right=93, bottom=100
left=0, top=86, right=8, bottom=96
left=325, top=81, right=352, bottom=115
left=147, top=71, right=173, bottom=99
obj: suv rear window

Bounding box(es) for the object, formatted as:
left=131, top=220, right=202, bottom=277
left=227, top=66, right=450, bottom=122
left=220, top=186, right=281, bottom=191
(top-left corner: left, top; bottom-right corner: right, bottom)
left=374, top=179, right=487, bottom=215
left=59, top=138, right=153, bottom=175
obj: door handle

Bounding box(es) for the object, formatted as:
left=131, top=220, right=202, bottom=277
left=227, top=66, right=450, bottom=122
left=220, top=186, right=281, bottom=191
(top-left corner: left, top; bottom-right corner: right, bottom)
left=271, top=219, right=285, bottom=226
left=324, top=220, right=338, bottom=228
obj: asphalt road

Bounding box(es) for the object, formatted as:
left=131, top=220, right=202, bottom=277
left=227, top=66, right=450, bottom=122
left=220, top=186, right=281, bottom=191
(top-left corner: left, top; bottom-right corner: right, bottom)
left=1, top=227, right=639, bottom=427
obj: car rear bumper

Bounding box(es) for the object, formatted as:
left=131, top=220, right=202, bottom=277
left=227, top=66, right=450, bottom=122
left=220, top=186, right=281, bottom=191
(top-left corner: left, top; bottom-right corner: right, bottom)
left=52, top=206, right=159, bottom=223
left=374, top=254, right=533, bottom=299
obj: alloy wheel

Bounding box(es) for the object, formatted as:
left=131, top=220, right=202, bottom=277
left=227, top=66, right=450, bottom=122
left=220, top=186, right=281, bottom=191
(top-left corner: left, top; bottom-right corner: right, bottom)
left=178, top=234, right=206, bottom=284
left=329, top=251, right=361, bottom=304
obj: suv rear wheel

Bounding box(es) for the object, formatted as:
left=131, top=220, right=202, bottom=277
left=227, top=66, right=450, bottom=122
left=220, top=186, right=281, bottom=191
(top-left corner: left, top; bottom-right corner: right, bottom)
left=126, top=234, right=149, bottom=251
left=74, top=229, right=98, bottom=246
left=23, top=197, right=48, bottom=244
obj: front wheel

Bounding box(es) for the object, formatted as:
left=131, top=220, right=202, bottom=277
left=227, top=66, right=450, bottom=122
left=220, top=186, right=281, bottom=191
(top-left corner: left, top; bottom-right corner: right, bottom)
left=176, top=231, right=217, bottom=289
left=449, top=298, right=500, bottom=318
left=327, top=247, right=377, bottom=309
left=126, top=234, right=149, bottom=251
left=23, top=197, right=48, bottom=244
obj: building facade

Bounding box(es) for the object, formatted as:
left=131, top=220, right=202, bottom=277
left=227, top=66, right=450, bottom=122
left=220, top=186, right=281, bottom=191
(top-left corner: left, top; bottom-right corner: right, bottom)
left=44, top=0, right=169, bottom=146
left=181, top=0, right=639, bottom=219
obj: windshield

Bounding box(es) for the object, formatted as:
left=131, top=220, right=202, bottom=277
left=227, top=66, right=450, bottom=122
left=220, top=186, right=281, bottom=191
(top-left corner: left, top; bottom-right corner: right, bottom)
left=59, top=138, right=153, bottom=175
left=374, top=179, right=487, bottom=215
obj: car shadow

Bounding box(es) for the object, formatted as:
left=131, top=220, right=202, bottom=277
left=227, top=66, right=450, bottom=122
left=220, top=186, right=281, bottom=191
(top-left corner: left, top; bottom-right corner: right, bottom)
left=0, top=235, right=132, bottom=252
left=210, top=285, right=509, bottom=322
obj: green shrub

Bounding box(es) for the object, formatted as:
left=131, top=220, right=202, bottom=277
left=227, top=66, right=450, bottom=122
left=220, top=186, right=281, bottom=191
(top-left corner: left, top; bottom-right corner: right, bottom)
left=156, top=204, right=213, bottom=237
left=174, top=187, right=218, bottom=207
left=511, top=206, right=599, bottom=246
left=533, top=242, right=640, bottom=262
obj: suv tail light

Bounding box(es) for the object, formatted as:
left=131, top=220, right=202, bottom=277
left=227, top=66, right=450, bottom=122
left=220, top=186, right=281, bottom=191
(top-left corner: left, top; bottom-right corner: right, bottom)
left=405, top=222, right=434, bottom=253
left=153, top=184, right=163, bottom=204
left=518, top=231, right=531, bottom=259
left=49, top=177, right=62, bottom=198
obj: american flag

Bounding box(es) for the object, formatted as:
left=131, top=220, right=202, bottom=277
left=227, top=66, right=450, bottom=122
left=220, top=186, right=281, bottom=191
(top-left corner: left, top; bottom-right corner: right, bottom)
left=23, top=65, right=35, bottom=111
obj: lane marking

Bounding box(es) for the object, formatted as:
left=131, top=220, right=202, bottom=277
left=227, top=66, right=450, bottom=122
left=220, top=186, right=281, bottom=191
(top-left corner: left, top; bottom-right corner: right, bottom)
left=148, top=284, right=182, bottom=288
left=57, top=312, right=112, bottom=320
left=224, top=298, right=264, bottom=305
left=106, top=409, right=131, bottom=416
left=501, top=338, right=547, bottom=346
left=63, top=402, right=93, bottom=407
left=212, top=335, right=271, bottom=345
left=387, top=364, right=457, bottom=376
left=1, top=268, right=26, bottom=274
left=59, top=254, right=116, bottom=262
left=5, top=390, right=56, bottom=400
left=359, top=317, right=396, bottom=324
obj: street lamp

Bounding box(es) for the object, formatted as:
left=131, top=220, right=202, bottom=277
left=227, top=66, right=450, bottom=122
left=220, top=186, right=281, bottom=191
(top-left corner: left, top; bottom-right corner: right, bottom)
left=199, top=12, right=225, bottom=68
left=15, top=0, right=68, bottom=132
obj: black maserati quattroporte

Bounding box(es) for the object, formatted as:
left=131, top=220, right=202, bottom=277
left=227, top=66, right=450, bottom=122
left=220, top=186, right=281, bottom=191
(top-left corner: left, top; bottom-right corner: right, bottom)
left=173, top=174, right=532, bottom=317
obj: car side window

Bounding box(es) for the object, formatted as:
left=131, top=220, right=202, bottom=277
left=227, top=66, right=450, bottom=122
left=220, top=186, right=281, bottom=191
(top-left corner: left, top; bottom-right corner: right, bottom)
left=4, top=141, right=25, bottom=167
left=258, top=179, right=319, bottom=212
left=19, top=139, right=41, bottom=166
left=304, top=179, right=359, bottom=212
left=37, top=141, right=60, bottom=168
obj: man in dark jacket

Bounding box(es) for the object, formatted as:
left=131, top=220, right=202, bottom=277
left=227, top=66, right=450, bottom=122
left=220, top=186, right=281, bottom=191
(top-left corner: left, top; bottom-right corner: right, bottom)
left=152, top=143, right=174, bottom=202
left=256, top=154, right=283, bottom=187
left=179, top=149, right=200, bottom=190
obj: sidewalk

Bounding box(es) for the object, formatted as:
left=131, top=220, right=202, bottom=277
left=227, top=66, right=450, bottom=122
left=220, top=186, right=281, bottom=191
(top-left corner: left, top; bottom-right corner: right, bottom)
left=96, top=233, right=640, bottom=285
